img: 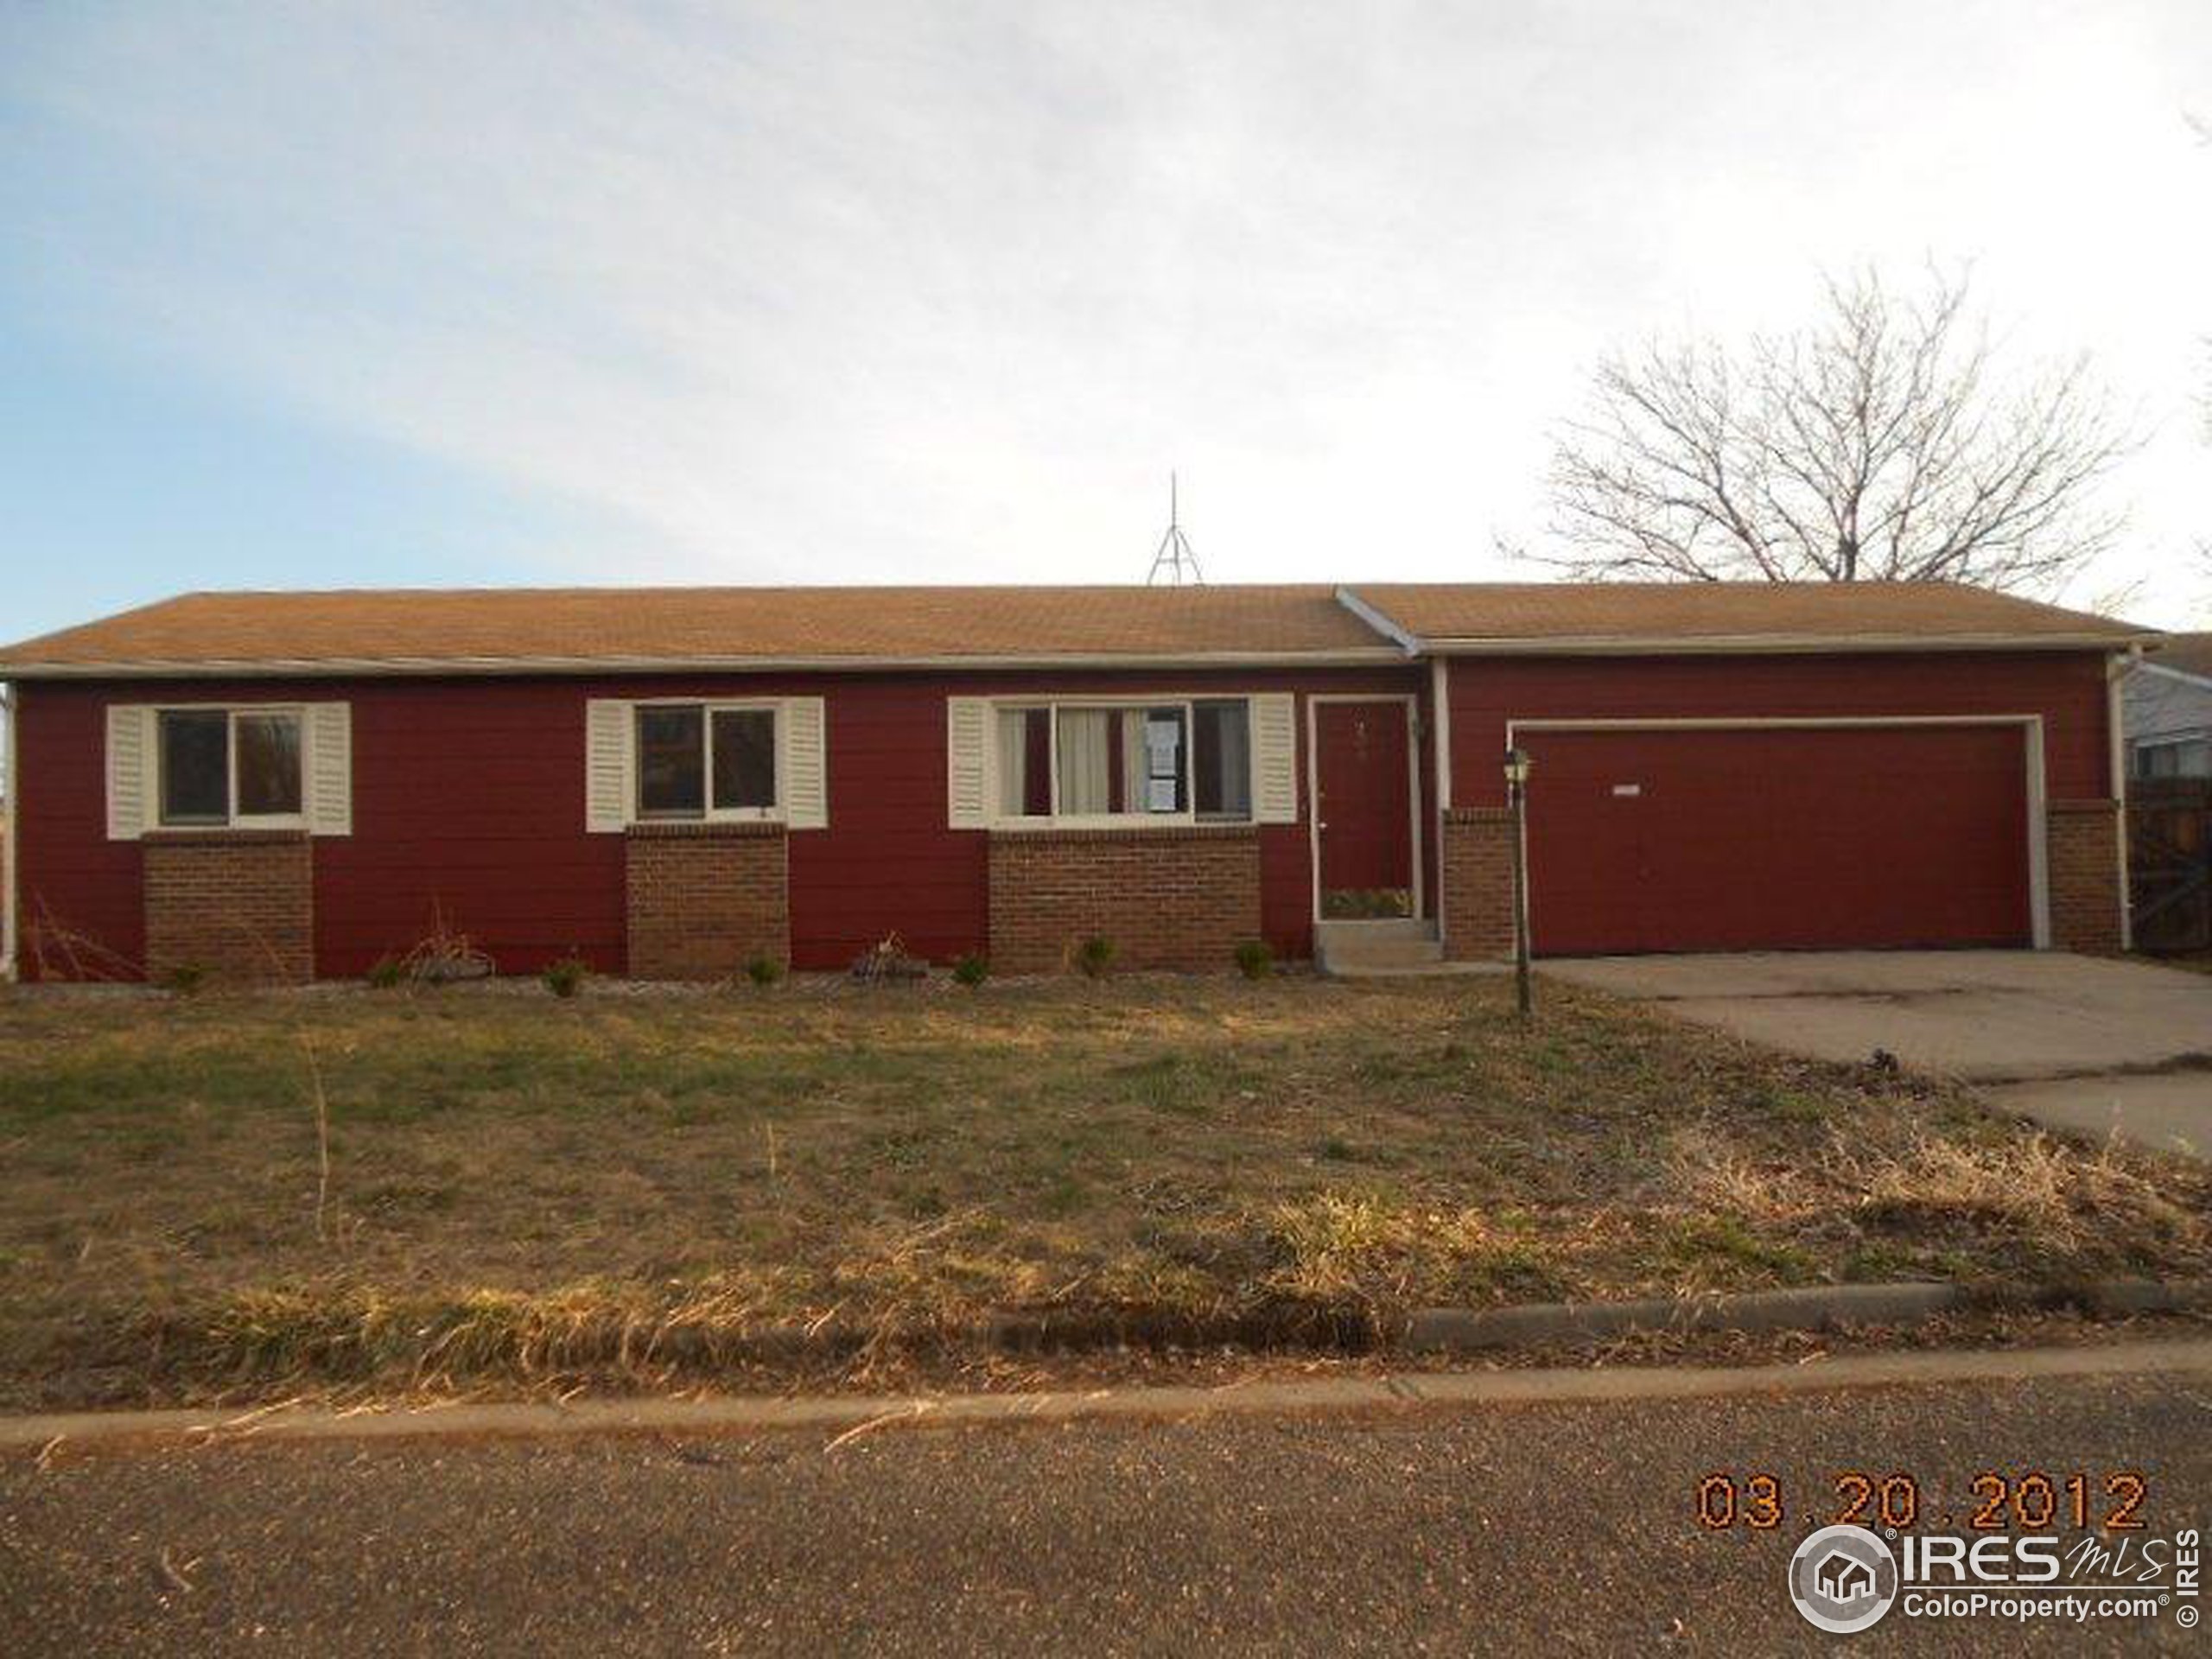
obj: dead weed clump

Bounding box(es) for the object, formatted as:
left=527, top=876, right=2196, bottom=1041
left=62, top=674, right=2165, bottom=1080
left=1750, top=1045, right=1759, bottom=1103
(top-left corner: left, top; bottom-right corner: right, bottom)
left=1827, top=1126, right=2205, bottom=1260
left=1663, top=1114, right=2212, bottom=1280
left=1259, top=1192, right=1567, bottom=1308
left=168, top=1275, right=830, bottom=1396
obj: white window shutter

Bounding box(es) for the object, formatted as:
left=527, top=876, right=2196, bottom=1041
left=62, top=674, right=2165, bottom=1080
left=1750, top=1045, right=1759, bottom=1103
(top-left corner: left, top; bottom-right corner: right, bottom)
left=307, top=702, right=353, bottom=836
left=946, top=697, right=989, bottom=829
left=105, top=705, right=152, bottom=841
left=585, top=699, right=633, bottom=832
left=782, top=696, right=829, bottom=829
left=1251, top=693, right=1298, bottom=823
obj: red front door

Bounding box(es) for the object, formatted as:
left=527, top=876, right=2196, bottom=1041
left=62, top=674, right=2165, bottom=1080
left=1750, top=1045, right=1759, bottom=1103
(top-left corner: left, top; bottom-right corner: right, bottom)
left=1314, top=701, right=1414, bottom=917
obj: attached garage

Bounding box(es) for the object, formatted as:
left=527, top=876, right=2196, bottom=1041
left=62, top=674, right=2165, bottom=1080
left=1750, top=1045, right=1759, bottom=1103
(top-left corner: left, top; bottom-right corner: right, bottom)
left=1516, top=721, right=2037, bottom=955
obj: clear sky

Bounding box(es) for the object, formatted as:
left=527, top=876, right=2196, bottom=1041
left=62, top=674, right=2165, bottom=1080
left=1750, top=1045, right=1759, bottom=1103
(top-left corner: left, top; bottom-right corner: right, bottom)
left=3, top=1, right=2208, bottom=644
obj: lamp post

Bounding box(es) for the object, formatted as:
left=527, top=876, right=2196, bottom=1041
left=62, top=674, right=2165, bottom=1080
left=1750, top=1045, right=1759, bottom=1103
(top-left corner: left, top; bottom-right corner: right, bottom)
left=1503, top=747, right=1533, bottom=1021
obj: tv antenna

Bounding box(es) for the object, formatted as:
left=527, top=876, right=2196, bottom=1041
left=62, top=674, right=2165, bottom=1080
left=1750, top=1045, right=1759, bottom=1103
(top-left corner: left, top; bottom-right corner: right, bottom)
left=1146, top=472, right=1205, bottom=586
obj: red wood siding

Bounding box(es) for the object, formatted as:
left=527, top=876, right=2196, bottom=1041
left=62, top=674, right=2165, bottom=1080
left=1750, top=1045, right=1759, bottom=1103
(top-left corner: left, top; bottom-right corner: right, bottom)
left=786, top=673, right=983, bottom=971
left=327, top=681, right=625, bottom=975
left=13, top=684, right=143, bottom=977
left=13, top=665, right=1426, bottom=979
left=1521, top=723, right=2033, bottom=953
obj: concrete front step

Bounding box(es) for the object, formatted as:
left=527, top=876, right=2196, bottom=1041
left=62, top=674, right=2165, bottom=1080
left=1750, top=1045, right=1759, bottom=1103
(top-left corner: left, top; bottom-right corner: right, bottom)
left=1326, top=959, right=1510, bottom=980
left=1314, top=919, right=1446, bottom=975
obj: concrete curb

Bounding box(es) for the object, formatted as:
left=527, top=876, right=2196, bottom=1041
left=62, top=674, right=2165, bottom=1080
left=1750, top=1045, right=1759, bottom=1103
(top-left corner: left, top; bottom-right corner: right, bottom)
left=1402, top=1277, right=2212, bottom=1353
left=5, top=1336, right=2210, bottom=1454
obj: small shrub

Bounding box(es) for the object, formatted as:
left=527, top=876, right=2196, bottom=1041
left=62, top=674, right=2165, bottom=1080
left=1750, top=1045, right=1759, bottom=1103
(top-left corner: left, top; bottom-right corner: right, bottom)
left=746, top=955, right=786, bottom=988
left=378, top=904, right=494, bottom=987
left=163, top=962, right=209, bottom=998
left=1234, top=938, right=1274, bottom=980
left=542, top=955, right=589, bottom=999
left=850, top=932, right=927, bottom=982
left=1076, top=936, right=1116, bottom=979
left=952, top=952, right=990, bottom=988
left=365, top=956, right=404, bottom=991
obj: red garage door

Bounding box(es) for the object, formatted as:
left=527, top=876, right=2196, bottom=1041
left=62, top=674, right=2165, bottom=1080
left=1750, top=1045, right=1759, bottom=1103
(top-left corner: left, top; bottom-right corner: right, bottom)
left=1522, top=723, right=2033, bottom=955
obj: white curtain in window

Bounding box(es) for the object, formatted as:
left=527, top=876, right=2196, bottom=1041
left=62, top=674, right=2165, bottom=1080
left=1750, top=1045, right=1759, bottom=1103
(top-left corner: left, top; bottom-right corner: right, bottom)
left=996, top=709, right=1032, bottom=816
left=1204, top=704, right=1249, bottom=817
left=1057, top=709, right=1110, bottom=815
left=1121, top=715, right=1147, bottom=811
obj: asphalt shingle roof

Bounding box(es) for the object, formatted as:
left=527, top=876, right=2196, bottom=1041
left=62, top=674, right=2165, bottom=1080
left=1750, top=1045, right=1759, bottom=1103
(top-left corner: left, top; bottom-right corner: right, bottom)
left=0, top=585, right=1384, bottom=671
left=0, top=580, right=2151, bottom=675
left=1342, top=581, right=2143, bottom=647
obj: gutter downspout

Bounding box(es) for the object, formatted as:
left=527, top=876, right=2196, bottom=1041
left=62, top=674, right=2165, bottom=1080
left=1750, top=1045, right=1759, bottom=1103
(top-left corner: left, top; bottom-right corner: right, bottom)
left=1430, top=657, right=1452, bottom=950
left=2, top=683, right=15, bottom=982
left=2109, top=646, right=2139, bottom=954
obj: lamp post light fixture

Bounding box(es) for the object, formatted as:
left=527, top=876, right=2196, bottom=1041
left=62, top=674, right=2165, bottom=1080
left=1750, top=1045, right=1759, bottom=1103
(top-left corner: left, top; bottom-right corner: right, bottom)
left=1503, top=747, right=1534, bottom=1020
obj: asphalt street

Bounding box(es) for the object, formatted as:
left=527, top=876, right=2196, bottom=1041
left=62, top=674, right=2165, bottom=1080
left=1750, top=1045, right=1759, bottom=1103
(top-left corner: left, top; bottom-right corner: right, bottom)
left=3, top=1357, right=2208, bottom=1656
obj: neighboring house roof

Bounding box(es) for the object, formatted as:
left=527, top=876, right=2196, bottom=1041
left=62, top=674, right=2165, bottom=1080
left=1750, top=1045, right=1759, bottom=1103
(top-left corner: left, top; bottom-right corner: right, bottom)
left=1339, top=581, right=2145, bottom=653
left=2126, top=630, right=2212, bottom=748
left=0, top=580, right=2155, bottom=677
left=2142, top=632, right=2212, bottom=684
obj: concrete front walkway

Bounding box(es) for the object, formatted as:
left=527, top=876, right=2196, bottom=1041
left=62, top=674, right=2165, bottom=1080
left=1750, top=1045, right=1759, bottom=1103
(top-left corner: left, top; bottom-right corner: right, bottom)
left=1543, top=950, right=2212, bottom=1157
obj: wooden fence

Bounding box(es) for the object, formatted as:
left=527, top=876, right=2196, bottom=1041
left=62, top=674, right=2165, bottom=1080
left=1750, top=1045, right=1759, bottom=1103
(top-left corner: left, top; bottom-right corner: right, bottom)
left=2128, top=779, right=2212, bottom=954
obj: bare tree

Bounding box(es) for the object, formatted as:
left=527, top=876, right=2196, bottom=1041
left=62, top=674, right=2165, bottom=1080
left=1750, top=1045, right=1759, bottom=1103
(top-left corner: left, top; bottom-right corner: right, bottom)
left=1537, top=268, right=2129, bottom=592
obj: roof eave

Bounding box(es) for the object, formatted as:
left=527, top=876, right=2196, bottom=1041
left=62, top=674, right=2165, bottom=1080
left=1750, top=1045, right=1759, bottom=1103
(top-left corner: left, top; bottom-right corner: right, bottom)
left=1421, top=631, right=2156, bottom=657
left=0, top=646, right=1410, bottom=681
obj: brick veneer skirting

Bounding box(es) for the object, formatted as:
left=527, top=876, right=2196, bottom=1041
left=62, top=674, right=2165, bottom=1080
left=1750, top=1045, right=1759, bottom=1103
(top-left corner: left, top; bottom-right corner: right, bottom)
left=625, top=823, right=790, bottom=980
left=143, top=830, right=314, bottom=984
left=2046, top=799, right=2125, bottom=956
left=987, top=825, right=1262, bottom=973
left=1440, top=807, right=1516, bottom=961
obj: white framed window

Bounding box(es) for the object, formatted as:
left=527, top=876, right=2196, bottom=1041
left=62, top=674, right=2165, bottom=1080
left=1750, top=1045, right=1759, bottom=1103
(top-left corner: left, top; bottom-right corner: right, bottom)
left=987, top=696, right=1254, bottom=827
left=584, top=696, right=827, bottom=832
left=157, top=706, right=307, bottom=829
left=634, top=701, right=782, bottom=821
left=105, top=702, right=351, bottom=841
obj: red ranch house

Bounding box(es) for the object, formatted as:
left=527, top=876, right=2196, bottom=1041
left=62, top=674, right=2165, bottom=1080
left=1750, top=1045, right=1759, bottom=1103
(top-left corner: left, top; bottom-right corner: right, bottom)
left=0, top=582, right=2152, bottom=982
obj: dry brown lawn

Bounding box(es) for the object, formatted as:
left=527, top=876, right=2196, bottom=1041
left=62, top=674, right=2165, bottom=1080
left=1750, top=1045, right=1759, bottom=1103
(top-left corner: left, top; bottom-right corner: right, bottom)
left=0, top=971, right=2204, bottom=1408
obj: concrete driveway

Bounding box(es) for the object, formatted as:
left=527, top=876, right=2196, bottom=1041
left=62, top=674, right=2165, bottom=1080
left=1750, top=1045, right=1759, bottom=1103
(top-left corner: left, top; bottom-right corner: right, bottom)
left=1543, top=951, right=2212, bottom=1157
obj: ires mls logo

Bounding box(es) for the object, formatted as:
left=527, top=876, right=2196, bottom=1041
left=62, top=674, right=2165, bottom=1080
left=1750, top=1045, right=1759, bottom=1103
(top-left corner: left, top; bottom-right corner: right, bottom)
left=1788, top=1525, right=2203, bottom=1634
